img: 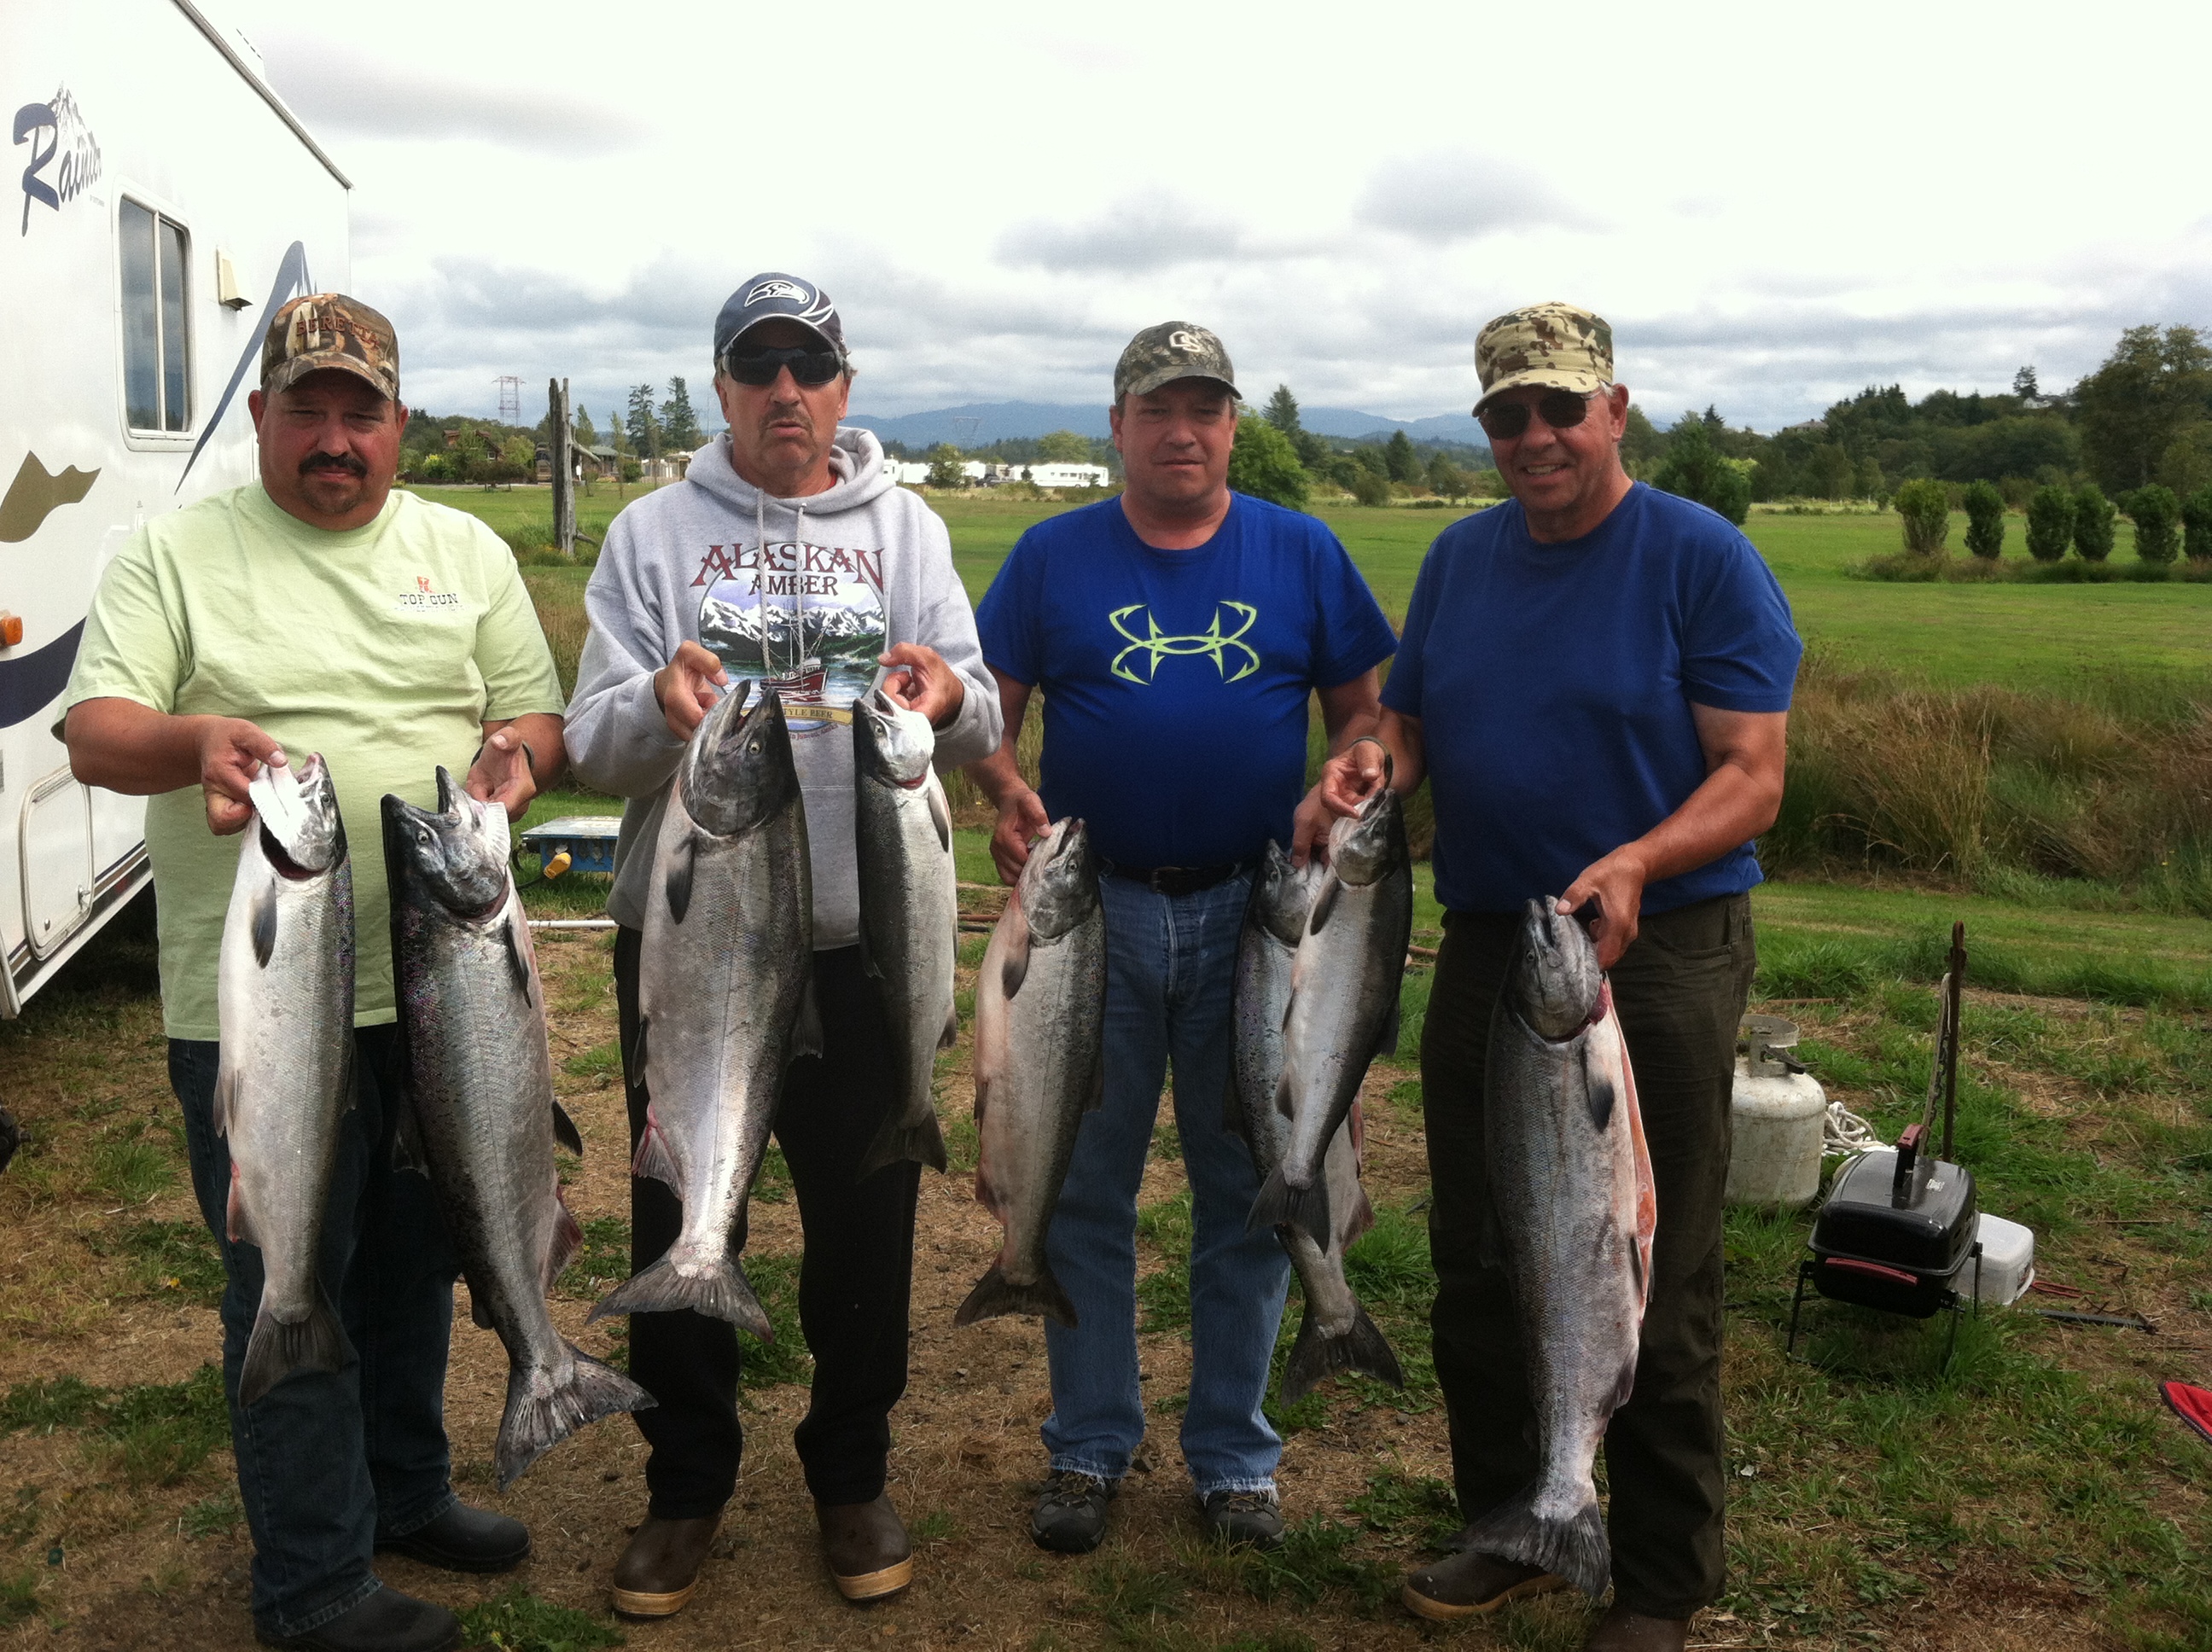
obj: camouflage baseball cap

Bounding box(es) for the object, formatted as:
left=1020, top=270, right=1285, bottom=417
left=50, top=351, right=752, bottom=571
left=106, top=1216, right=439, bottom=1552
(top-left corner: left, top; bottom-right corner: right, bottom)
left=260, top=293, right=399, bottom=399
left=1114, top=321, right=1238, bottom=402
left=1472, top=302, right=1612, bottom=414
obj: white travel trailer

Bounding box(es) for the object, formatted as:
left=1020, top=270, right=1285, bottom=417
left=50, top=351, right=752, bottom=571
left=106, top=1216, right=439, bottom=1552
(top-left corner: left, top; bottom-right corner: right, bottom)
left=0, top=1, right=348, bottom=1013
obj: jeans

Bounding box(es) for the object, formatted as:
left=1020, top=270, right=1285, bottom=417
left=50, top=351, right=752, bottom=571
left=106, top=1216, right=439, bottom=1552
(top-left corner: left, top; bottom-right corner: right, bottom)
left=1040, top=871, right=1291, bottom=1497
left=614, top=928, right=922, bottom=1516
left=1421, top=893, right=1755, bottom=1620
left=172, top=1029, right=461, bottom=1639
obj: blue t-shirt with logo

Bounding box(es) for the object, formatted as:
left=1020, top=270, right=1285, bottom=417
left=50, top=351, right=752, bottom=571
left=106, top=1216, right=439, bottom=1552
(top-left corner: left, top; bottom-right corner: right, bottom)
left=976, top=494, right=1396, bottom=869
left=1382, top=483, right=1802, bottom=916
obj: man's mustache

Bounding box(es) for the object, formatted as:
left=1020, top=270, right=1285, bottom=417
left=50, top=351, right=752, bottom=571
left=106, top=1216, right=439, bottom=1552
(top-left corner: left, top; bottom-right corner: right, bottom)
left=759, top=404, right=814, bottom=439
left=300, top=451, right=368, bottom=478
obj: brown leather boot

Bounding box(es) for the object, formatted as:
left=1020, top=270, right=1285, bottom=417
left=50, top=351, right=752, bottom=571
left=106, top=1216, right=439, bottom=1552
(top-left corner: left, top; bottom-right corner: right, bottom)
left=1584, top=1603, right=1691, bottom=1651
left=610, top=1514, right=721, bottom=1620
left=817, top=1496, right=913, bottom=1602
left=1401, top=1549, right=1568, bottom=1621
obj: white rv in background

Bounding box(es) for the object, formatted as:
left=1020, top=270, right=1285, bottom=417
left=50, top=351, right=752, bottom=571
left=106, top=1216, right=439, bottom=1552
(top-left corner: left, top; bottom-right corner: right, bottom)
left=0, top=0, right=349, bottom=1014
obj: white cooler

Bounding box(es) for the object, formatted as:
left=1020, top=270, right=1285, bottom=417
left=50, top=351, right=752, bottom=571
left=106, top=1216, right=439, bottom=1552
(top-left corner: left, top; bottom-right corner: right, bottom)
left=1970, top=1213, right=2035, bottom=1305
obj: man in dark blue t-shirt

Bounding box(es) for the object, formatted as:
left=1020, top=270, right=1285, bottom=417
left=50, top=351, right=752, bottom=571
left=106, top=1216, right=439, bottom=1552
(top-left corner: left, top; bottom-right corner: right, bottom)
left=1305, top=304, right=1799, bottom=1651
left=969, top=322, right=1396, bottom=1556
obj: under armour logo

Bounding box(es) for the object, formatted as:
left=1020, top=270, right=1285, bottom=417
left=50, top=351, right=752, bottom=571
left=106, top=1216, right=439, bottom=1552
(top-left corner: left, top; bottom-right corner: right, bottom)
left=1109, top=602, right=1259, bottom=685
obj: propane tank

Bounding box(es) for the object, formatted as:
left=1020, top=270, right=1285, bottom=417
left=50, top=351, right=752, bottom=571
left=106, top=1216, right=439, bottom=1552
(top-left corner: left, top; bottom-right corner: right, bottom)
left=1725, top=1015, right=1826, bottom=1212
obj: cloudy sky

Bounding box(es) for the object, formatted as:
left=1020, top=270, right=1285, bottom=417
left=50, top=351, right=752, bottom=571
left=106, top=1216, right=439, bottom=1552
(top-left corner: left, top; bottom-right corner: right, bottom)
left=216, top=0, right=2212, bottom=434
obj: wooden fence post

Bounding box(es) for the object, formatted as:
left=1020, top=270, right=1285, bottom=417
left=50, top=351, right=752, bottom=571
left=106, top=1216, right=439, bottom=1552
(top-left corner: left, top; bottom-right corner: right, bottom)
left=549, top=376, right=575, bottom=558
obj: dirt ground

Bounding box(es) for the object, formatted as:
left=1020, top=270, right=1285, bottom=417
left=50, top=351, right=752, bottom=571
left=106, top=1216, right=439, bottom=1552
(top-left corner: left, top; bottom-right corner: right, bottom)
left=0, top=923, right=2180, bottom=1652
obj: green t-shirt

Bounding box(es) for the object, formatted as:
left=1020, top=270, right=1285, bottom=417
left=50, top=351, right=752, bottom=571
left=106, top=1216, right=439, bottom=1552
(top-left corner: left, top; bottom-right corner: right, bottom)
left=63, top=483, right=565, bottom=1040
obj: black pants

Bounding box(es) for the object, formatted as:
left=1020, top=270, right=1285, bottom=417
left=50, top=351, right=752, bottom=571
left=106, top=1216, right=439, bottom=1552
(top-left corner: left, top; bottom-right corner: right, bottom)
left=1422, top=893, right=1755, bottom=1620
left=614, top=927, right=921, bottom=1517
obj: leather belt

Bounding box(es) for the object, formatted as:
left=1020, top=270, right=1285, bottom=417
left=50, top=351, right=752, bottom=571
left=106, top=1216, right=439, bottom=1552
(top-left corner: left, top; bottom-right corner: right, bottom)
left=1100, top=858, right=1253, bottom=898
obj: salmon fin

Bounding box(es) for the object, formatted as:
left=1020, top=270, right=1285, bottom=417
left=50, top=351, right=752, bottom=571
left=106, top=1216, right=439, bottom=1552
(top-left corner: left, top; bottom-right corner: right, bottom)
left=493, top=1342, right=655, bottom=1490
left=631, top=1108, right=683, bottom=1192
left=999, top=929, right=1031, bottom=1000
left=1248, top=1166, right=1331, bottom=1247
left=249, top=882, right=279, bottom=969
left=1272, top=1068, right=1295, bottom=1121
left=1584, top=1065, right=1616, bottom=1131
left=1280, top=1299, right=1403, bottom=1405
left=1342, top=1180, right=1377, bottom=1248
left=939, top=1003, right=960, bottom=1051
left=955, top=1263, right=1078, bottom=1329
left=789, top=974, right=824, bottom=1062
left=1369, top=998, right=1401, bottom=1062
left=625, top=1017, right=649, bottom=1096
left=544, top=1182, right=585, bottom=1291
left=859, top=1102, right=948, bottom=1179
left=551, top=1101, right=583, bottom=1156
left=588, top=1250, right=773, bottom=1342
left=390, top=1102, right=430, bottom=1177
left=224, top=1164, right=254, bottom=1247
left=1619, top=1038, right=1657, bottom=1312
left=972, top=1071, right=990, bottom=1128
left=1461, top=1489, right=1610, bottom=1599
left=927, top=783, right=952, bottom=853
left=1348, top=1096, right=1366, bottom=1160
left=1308, top=876, right=1340, bottom=934
left=212, top=1063, right=238, bottom=1136
left=469, top=1287, right=493, bottom=1330
left=498, top=910, right=533, bottom=999
left=238, top=1282, right=349, bottom=1407
left=663, top=832, right=696, bottom=923
left=974, top=1166, right=1002, bottom=1219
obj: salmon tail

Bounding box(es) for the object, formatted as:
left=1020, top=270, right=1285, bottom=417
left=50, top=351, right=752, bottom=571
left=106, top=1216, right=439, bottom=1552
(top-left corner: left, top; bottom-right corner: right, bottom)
left=1247, top=1166, right=1331, bottom=1248
left=588, top=1250, right=773, bottom=1343
left=858, top=1102, right=948, bottom=1180
left=1280, top=1300, right=1404, bottom=1405
left=1461, top=1489, right=1610, bottom=1598
left=954, top=1263, right=1077, bottom=1329
left=239, top=1283, right=351, bottom=1407
left=493, top=1343, right=657, bottom=1489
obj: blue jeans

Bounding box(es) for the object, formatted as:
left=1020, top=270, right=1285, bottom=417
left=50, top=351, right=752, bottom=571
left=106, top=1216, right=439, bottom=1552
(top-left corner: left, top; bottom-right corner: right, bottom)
left=1040, top=871, right=1291, bottom=1497
left=172, top=1030, right=460, bottom=1639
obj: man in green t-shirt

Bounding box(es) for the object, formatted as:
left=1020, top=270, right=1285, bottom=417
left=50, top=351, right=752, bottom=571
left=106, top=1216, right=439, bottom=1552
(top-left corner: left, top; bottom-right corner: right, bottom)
left=61, top=294, right=567, bottom=1652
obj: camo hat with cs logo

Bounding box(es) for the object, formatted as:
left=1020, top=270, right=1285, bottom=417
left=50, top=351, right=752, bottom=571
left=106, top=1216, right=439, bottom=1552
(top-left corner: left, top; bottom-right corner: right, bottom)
left=260, top=293, right=400, bottom=399
left=1114, top=322, right=1238, bottom=402
left=1472, top=301, right=1612, bottom=415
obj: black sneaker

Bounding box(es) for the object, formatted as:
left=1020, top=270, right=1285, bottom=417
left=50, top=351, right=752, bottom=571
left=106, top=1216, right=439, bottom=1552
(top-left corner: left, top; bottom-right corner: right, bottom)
left=1030, top=1470, right=1115, bottom=1554
left=1199, top=1487, right=1284, bottom=1550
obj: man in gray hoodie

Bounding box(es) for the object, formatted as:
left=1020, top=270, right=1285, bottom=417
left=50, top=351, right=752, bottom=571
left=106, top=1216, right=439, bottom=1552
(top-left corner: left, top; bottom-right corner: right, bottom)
left=565, top=272, right=1000, bottom=1617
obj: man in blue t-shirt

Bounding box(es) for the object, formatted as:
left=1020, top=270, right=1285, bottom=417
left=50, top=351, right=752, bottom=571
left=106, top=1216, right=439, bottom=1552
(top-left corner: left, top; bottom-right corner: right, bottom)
left=1304, top=304, right=1800, bottom=1651
left=969, top=322, right=1397, bottom=1556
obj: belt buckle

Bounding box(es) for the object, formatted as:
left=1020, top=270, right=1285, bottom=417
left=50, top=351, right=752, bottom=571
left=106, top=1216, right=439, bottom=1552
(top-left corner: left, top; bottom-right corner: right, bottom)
left=1149, top=866, right=1181, bottom=895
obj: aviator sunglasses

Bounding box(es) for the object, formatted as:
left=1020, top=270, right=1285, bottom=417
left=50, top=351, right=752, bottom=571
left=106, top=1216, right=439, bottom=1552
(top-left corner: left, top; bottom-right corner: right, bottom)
left=1477, top=388, right=1598, bottom=441
left=723, top=344, right=845, bottom=387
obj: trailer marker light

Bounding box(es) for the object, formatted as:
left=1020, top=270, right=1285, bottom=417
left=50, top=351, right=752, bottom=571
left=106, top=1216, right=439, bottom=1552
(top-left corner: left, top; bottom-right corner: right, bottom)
left=0, top=613, right=21, bottom=648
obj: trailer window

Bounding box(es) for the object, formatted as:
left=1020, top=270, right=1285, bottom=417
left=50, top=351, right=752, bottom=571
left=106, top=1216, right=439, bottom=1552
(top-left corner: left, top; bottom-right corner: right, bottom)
left=120, top=201, right=191, bottom=433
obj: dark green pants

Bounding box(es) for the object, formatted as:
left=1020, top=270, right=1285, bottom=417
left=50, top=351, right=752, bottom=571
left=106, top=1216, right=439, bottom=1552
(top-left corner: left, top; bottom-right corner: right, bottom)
left=1422, top=893, right=1755, bottom=1619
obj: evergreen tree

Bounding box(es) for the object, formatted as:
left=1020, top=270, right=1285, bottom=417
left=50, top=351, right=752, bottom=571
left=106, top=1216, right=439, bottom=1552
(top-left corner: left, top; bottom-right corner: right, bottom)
left=2184, top=484, right=2212, bottom=562
left=1894, top=479, right=1951, bottom=555
left=1228, top=419, right=1310, bottom=511
left=1962, top=480, right=2005, bottom=558
left=626, top=384, right=662, bottom=459
left=1383, top=429, right=1419, bottom=483
left=2070, top=482, right=2116, bottom=561
left=1264, top=385, right=1302, bottom=435
left=572, top=405, right=597, bottom=447
left=2024, top=484, right=2073, bottom=560
left=2123, top=484, right=2180, bottom=564
left=661, top=378, right=703, bottom=452
left=1652, top=421, right=1750, bottom=526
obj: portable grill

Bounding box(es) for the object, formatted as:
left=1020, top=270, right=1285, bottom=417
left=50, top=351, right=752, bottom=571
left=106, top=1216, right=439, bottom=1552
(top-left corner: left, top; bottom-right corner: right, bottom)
left=1786, top=922, right=1983, bottom=1367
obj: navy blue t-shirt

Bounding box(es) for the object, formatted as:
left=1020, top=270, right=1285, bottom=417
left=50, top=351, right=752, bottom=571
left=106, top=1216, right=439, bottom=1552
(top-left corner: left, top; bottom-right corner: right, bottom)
left=976, top=494, right=1396, bottom=868
left=1382, top=483, right=1801, bottom=916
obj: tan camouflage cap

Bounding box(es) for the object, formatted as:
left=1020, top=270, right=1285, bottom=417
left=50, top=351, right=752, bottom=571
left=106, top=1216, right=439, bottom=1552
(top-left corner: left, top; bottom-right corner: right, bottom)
left=1114, top=321, right=1238, bottom=402
left=260, top=293, right=400, bottom=400
left=1472, top=301, right=1612, bottom=414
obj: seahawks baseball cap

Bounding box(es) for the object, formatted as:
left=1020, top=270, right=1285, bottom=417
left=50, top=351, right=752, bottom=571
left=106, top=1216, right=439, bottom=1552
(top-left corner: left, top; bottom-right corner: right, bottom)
left=260, top=292, right=399, bottom=399
left=713, top=272, right=847, bottom=364
left=1114, top=321, right=1237, bottom=402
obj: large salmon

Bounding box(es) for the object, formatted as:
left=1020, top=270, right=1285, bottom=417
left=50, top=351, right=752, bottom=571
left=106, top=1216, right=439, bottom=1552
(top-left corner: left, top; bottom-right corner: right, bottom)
left=958, top=818, right=1105, bottom=1327
left=387, top=769, right=653, bottom=1487
left=1230, top=842, right=1404, bottom=1403
left=214, top=753, right=354, bottom=1406
left=1464, top=899, right=1656, bottom=1597
left=1247, top=782, right=1412, bottom=1246
left=591, top=683, right=816, bottom=1341
left=853, top=685, right=958, bottom=1178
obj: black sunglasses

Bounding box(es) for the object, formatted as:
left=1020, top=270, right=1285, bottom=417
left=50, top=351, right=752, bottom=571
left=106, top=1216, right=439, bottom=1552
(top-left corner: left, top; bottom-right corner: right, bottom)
left=723, top=345, right=844, bottom=387
left=1477, top=389, right=1597, bottom=440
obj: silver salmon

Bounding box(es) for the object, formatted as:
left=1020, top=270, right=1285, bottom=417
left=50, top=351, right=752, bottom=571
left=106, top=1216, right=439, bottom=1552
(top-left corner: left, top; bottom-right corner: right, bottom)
left=958, top=818, right=1105, bottom=1327
left=387, top=769, right=653, bottom=1488
left=853, top=685, right=958, bottom=1178
left=1247, top=782, right=1412, bottom=1247
left=1464, top=899, right=1656, bottom=1597
left=215, top=753, right=354, bottom=1406
left=591, top=683, right=816, bottom=1341
left=1230, top=842, right=1404, bottom=1404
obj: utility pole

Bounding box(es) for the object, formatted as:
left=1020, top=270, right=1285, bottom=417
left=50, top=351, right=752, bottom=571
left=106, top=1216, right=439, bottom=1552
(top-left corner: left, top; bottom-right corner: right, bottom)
left=548, top=377, right=574, bottom=558
left=496, top=375, right=521, bottom=427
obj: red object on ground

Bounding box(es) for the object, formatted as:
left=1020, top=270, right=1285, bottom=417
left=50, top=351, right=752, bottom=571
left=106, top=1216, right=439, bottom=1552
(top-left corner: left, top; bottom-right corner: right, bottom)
left=2160, top=1382, right=2212, bottom=1448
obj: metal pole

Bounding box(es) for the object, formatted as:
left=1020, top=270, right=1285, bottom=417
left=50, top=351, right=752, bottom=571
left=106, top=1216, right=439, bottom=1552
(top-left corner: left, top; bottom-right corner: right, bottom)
left=1941, top=921, right=1965, bottom=1162
left=549, top=377, right=575, bottom=559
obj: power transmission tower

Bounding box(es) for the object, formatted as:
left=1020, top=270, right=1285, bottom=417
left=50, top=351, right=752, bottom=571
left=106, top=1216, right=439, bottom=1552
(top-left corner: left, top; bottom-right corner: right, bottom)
left=949, top=415, right=982, bottom=447
left=495, top=375, right=521, bottom=426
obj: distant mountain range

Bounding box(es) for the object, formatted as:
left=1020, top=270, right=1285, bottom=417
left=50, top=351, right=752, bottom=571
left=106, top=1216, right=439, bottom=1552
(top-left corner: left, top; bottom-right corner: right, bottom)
left=846, top=400, right=1489, bottom=454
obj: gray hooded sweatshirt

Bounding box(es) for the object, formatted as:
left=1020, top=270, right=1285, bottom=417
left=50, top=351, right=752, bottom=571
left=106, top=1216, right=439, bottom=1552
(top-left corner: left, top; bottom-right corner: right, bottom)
left=566, top=427, right=1001, bottom=945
